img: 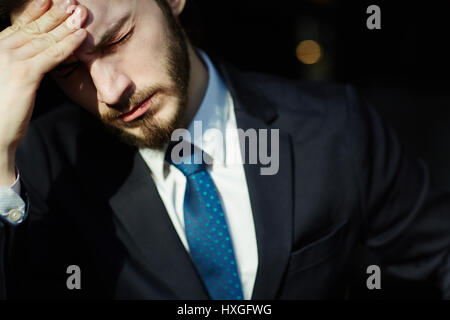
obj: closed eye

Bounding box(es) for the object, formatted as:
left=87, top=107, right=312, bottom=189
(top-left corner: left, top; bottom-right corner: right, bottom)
left=105, top=27, right=134, bottom=51
left=53, top=26, right=134, bottom=78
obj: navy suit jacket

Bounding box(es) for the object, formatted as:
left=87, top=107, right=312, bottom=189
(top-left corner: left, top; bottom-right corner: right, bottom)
left=1, top=59, right=450, bottom=299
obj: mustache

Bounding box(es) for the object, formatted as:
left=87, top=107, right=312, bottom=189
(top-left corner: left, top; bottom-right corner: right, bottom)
left=101, top=85, right=163, bottom=122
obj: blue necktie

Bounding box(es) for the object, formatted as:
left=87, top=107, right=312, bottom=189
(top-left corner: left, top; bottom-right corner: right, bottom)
left=166, top=141, right=244, bottom=300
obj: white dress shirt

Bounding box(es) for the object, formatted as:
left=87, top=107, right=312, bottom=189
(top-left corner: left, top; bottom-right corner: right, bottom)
left=139, top=52, right=258, bottom=300
left=0, top=51, right=259, bottom=300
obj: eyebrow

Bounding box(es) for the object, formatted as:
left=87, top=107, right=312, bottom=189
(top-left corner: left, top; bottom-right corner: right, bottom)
left=89, top=14, right=131, bottom=53
left=54, top=14, right=132, bottom=70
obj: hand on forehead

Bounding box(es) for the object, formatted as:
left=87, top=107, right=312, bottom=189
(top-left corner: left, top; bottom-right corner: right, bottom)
left=10, top=0, right=130, bottom=41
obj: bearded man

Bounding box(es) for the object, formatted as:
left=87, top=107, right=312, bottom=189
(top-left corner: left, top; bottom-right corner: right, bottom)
left=0, top=0, right=449, bottom=299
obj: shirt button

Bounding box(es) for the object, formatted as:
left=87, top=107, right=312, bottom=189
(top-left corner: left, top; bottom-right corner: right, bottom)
left=8, top=208, right=22, bottom=222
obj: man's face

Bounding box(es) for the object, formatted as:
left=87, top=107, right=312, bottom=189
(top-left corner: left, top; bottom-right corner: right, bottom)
left=51, top=0, right=190, bottom=149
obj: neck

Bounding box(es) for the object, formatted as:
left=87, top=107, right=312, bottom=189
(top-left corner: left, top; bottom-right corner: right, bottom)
left=181, top=43, right=209, bottom=129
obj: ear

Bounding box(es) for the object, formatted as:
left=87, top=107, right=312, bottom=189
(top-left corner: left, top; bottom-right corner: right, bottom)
left=165, top=0, right=186, bottom=17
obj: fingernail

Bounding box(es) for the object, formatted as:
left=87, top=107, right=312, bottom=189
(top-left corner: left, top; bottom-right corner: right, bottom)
left=66, top=6, right=83, bottom=29
left=57, top=0, right=72, bottom=12
left=33, top=0, right=47, bottom=8
left=66, top=5, right=76, bottom=15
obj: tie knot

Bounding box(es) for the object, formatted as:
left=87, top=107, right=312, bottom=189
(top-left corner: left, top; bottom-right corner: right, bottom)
left=166, top=140, right=208, bottom=177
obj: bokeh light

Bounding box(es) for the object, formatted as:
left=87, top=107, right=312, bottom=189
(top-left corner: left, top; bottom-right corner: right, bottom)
left=296, top=40, right=322, bottom=65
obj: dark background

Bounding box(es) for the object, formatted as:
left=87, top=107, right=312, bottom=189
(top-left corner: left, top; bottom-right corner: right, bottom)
left=182, top=0, right=450, bottom=188
left=36, top=0, right=450, bottom=299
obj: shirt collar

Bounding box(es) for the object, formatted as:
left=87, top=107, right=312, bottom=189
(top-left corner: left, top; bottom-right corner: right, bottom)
left=139, top=50, right=230, bottom=180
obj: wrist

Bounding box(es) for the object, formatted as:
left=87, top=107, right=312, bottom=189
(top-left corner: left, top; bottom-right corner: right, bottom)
left=0, top=148, right=17, bottom=186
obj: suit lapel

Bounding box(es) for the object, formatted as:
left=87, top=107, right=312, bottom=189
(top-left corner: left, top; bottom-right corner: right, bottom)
left=104, top=147, right=209, bottom=299
left=239, top=113, right=295, bottom=299
left=73, top=120, right=208, bottom=298
left=216, top=61, right=295, bottom=299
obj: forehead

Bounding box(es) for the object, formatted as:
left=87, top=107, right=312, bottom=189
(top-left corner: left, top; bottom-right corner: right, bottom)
left=77, top=0, right=136, bottom=49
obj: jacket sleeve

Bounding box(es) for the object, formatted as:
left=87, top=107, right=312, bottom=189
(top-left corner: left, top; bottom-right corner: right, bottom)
left=345, top=85, right=450, bottom=298
left=0, top=172, right=26, bottom=299
left=1, top=220, right=5, bottom=299
left=0, top=123, right=54, bottom=299
left=0, top=185, right=29, bottom=299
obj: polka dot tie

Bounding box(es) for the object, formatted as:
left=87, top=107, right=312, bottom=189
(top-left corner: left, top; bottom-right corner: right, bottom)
left=166, top=141, right=244, bottom=300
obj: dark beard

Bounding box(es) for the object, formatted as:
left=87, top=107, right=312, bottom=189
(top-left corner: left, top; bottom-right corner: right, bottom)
left=103, top=108, right=180, bottom=150
left=103, top=3, right=191, bottom=150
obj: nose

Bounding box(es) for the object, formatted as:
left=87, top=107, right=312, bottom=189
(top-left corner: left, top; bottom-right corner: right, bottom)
left=89, top=58, right=133, bottom=107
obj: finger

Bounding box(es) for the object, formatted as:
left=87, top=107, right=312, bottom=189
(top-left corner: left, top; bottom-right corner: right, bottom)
left=48, top=6, right=87, bottom=42
left=15, top=6, right=87, bottom=60
left=24, top=0, right=76, bottom=34
left=0, top=0, right=50, bottom=40
left=31, top=28, right=87, bottom=75
left=1, top=0, right=75, bottom=48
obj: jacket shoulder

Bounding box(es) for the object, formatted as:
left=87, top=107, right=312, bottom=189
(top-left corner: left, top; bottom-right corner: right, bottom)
left=243, top=71, right=351, bottom=114
left=30, top=103, right=99, bottom=138
left=17, top=104, right=110, bottom=177
left=233, top=70, right=357, bottom=143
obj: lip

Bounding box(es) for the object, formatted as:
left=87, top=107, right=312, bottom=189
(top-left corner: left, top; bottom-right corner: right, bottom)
left=120, top=94, right=155, bottom=122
